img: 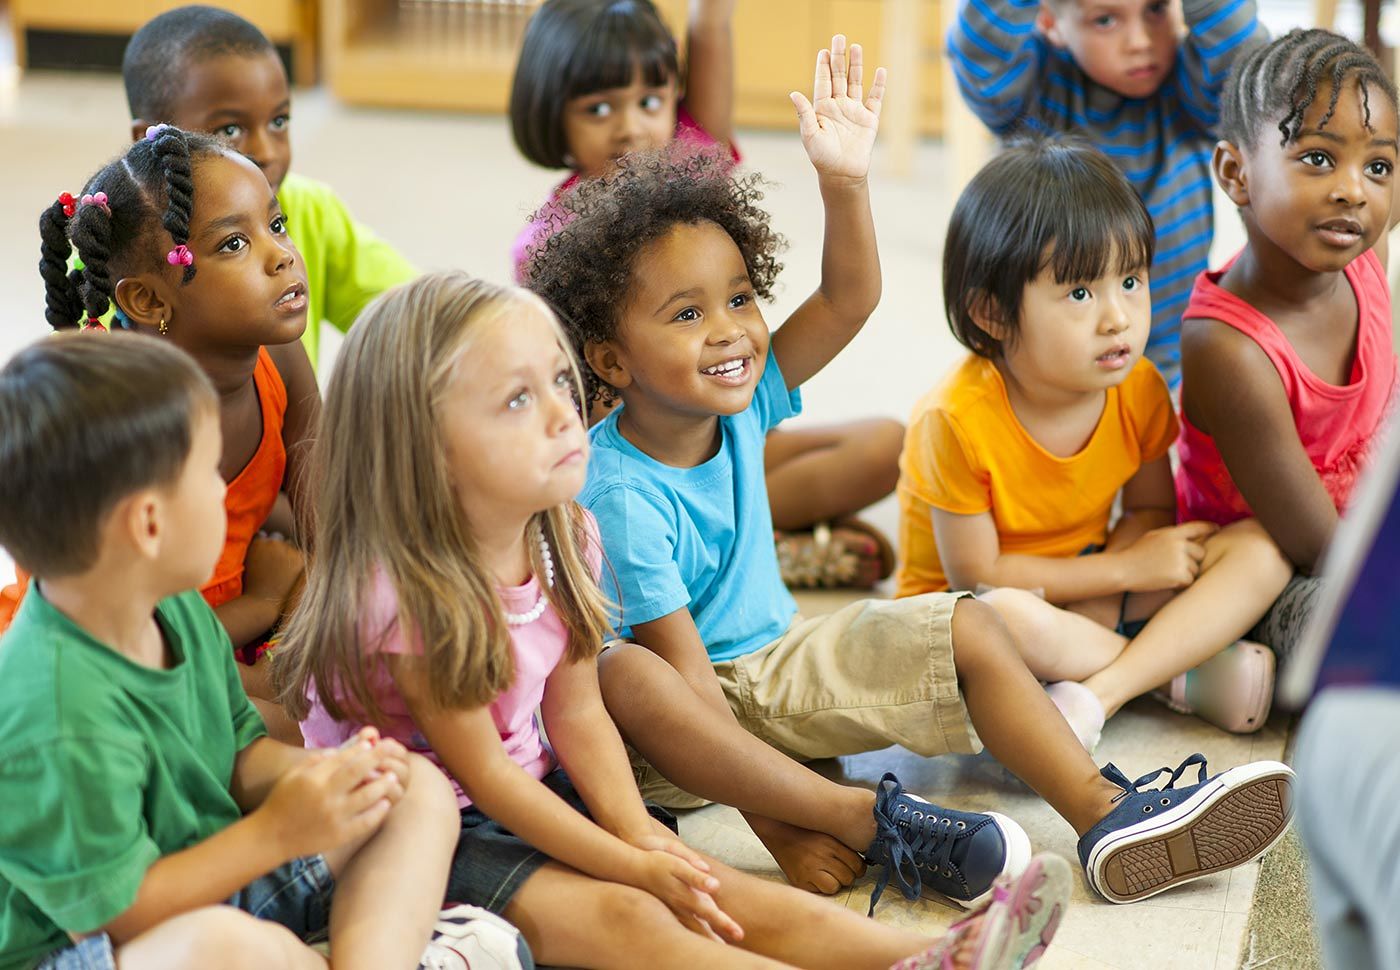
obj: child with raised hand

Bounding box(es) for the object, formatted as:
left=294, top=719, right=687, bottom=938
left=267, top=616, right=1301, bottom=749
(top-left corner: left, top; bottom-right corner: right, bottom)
left=273, top=270, right=1072, bottom=970
left=25, top=126, right=318, bottom=744
left=0, top=332, right=460, bottom=970
left=947, top=0, right=1269, bottom=387
left=526, top=37, right=1295, bottom=909
left=511, top=0, right=903, bottom=591
left=897, top=138, right=1292, bottom=747
left=1178, top=30, right=1400, bottom=660
left=121, top=5, right=417, bottom=370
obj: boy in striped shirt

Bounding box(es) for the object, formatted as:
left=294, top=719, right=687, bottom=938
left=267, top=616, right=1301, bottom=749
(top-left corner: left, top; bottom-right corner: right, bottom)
left=948, top=0, right=1267, bottom=385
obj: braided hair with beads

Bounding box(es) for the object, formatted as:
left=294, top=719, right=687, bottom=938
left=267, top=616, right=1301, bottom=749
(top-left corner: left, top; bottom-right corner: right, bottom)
left=38, top=126, right=225, bottom=330
left=1221, top=29, right=1398, bottom=151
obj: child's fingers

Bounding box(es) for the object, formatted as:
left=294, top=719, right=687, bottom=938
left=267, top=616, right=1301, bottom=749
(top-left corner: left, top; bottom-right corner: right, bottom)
left=813, top=47, right=833, bottom=103
left=346, top=772, right=401, bottom=815
left=1177, top=521, right=1219, bottom=541
left=829, top=35, right=848, bottom=98
left=866, top=66, right=888, bottom=117
left=344, top=797, right=393, bottom=843
left=682, top=889, right=744, bottom=943
left=848, top=42, right=864, bottom=103
left=790, top=92, right=820, bottom=139
left=657, top=839, right=712, bottom=874
left=327, top=740, right=380, bottom=789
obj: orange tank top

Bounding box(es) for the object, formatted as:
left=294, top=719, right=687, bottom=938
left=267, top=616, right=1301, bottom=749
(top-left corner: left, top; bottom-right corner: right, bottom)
left=0, top=347, right=287, bottom=635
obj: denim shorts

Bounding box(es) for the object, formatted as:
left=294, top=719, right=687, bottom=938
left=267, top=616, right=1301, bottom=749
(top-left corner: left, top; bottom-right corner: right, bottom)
left=34, top=855, right=334, bottom=969
left=445, top=768, right=678, bottom=914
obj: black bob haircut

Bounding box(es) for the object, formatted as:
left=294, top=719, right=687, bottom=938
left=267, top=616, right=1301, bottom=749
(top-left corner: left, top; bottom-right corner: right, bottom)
left=0, top=331, right=217, bottom=578
left=1220, top=28, right=1398, bottom=150
left=943, top=138, right=1155, bottom=359
left=511, top=0, right=680, bottom=169
left=123, top=5, right=277, bottom=122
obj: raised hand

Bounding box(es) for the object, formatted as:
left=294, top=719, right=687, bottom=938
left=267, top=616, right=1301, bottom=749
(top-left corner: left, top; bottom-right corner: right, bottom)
left=789, top=35, right=886, bottom=183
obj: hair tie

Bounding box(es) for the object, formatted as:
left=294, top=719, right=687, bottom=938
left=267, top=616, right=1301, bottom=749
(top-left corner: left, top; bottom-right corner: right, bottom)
left=83, top=317, right=105, bottom=331
left=80, top=192, right=110, bottom=216
left=145, top=123, right=171, bottom=141
left=166, top=245, right=194, bottom=267
left=58, top=192, right=76, bottom=218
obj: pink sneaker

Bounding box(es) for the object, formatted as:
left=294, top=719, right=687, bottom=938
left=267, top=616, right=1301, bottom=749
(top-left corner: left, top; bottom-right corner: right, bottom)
left=888, top=853, right=1070, bottom=970
left=1158, top=641, right=1275, bottom=734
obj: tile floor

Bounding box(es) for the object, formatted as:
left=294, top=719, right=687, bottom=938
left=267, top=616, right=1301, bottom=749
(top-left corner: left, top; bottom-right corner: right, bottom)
left=0, top=18, right=1324, bottom=965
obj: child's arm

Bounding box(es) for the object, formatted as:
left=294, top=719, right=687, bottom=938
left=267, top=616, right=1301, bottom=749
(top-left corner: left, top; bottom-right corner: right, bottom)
left=212, top=536, right=304, bottom=648
left=770, top=36, right=885, bottom=390
left=268, top=341, right=321, bottom=523
left=945, top=0, right=1043, bottom=134
left=683, top=0, right=736, bottom=146
left=1114, top=455, right=1182, bottom=546
left=98, top=740, right=400, bottom=944
left=932, top=500, right=1216, bottom=603
left=1176, top=0, right=1267, bottom=128
left=388, top=656, right=740, bottom=940
left=1181, top=319, right=1338, bottom=572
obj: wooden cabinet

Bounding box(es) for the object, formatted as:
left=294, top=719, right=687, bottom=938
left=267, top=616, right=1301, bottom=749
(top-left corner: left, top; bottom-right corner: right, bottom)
left=9, top=0, right=318, bottom=85
left=321, top=0, right=944, bottom=135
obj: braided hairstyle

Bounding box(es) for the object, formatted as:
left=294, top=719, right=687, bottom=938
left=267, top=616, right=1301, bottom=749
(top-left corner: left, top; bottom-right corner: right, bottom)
left=39, top=126, right=226, bottom=329
left=1221, top=29, right=1398, bottom=150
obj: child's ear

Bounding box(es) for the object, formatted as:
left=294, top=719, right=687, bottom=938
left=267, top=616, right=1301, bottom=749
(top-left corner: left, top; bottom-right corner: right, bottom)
left=966, top=291, right=1011, bottom=343
left=584, top=339, right=633, bottom=392
left=1036, top=3, right=1067, bottom=47
left=114, top=276, right=174, bottom=334
left=1213, top=139, right=1250, bottom=207
left=114, top=488, right=163, bottom=563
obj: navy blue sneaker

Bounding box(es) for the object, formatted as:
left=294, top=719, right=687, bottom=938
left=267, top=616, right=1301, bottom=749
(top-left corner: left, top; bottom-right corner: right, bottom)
left=864, top=772, right=1031, bottom=914
left=1078, top=754, right=1294, bottom=903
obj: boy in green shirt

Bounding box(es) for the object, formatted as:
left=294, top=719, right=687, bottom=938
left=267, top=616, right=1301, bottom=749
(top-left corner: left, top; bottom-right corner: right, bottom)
left=121, top=6, right=418, bottom=370
left=0, top=333, right=460, bottom=969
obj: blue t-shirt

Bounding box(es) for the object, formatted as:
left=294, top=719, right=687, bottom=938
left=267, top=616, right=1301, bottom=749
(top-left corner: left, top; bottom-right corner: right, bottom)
left=581, top=348, right=801, bottom=663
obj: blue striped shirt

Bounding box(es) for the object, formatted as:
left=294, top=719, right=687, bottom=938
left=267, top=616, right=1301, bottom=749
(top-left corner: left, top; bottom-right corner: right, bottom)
left=948, top=0, right=1267, bottom=386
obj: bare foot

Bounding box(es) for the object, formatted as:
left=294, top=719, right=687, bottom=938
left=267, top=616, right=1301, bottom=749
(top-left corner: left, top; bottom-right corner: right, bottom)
left=752, top=817, right=867, bottom=894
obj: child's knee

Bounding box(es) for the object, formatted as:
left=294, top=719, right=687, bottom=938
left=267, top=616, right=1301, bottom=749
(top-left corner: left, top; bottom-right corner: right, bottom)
left=398, top=752, right=460, bottom=841
left=593, top=882, right=675, bottom=933
left=1210, top=519, right=1292, bottom=588
left=853, top=418, right=905, bottom=491
left=597, top=640, right=663, bottom=697
left=950, top=596, right=1019, bottom=674
left=136, top=906, right=297, bottom=968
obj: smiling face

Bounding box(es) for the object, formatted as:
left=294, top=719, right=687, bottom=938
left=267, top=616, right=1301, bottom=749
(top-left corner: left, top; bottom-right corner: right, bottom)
left=1229, top=77, right=1399, bottom=273
left=140, top=49, right=292, bottom=192
left=1039, top=0, right=1183, bottom=100
left=997, top=248, right=1152, bottom=393
left=592, top=220, right=770, bottom=423
left=562, top=67, right=679, bottom=179
left=437, top=297, right=590, bottom=528
left=117, top=151, right=307, bottom=352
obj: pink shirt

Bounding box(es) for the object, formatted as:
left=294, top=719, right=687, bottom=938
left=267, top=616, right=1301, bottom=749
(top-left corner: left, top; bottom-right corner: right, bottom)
left=302, top=515, right=602, bottom=809
left=1176, top=248, right=1397, bottom=525
left=511, top=103, right=740, bottom=282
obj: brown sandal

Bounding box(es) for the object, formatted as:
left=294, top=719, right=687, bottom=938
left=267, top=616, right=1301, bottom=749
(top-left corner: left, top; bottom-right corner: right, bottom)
left=775, top=518, right=895, bottom=589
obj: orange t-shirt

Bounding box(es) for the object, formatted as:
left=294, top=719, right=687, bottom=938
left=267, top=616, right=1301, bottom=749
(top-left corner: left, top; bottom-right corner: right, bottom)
left=0, top=347, right=286, bottom=636
left=895, top=354, right=1177, bottom=596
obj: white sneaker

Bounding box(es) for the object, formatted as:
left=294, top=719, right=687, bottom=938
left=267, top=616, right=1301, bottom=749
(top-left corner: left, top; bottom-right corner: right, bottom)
left=418, top=904, right=532, bottom=970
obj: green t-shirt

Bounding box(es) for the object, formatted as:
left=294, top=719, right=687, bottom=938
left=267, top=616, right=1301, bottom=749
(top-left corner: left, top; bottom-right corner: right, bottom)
left=0, top=586, right=266, bottom=970
left=278, top=172, right=418, bottom=369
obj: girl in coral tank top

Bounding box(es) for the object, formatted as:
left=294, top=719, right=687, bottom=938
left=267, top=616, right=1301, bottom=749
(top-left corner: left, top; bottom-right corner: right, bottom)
left=1178, top=30, right=1399, bottom=660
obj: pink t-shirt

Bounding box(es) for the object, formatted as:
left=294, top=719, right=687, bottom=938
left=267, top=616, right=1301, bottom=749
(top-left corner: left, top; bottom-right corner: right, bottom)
left=511, top=103, right=740, bottom=282
left=302, top=515, right=602, bottom=809
left=1176, top=248, right=1398, bottom=525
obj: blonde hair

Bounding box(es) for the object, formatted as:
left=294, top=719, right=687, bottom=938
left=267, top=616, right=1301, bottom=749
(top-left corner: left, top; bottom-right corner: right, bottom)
left=277, top=271, right=613, bottom=725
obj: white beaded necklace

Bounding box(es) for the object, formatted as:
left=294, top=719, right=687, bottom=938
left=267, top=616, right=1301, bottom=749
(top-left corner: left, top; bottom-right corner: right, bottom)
left=504, top=532, right=556, bottom=626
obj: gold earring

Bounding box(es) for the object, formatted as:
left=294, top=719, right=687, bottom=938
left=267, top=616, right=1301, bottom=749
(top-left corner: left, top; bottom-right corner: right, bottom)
left=158, top=314, right=168, bottom=337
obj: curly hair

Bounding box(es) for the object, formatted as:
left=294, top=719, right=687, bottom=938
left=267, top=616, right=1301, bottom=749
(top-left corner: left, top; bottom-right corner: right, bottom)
left=123, top=6, right=277, bottom=122
left=522, top=144, right=785, bottom=405
left=1221, top=29, right=1398, bottom=150
left=40, top=126, right=226, bottom=329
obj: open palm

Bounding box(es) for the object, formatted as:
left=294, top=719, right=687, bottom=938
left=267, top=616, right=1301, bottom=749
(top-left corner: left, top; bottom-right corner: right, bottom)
left=790, top=35, right=886, bottom=182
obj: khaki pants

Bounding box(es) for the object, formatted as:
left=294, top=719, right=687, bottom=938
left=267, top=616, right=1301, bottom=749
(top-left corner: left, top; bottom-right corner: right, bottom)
left=631, top=592, right=982, bottom=809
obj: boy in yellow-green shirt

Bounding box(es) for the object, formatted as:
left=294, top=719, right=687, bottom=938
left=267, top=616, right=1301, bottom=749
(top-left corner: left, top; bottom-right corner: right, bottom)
left=120, top=5, right=416, bottom=368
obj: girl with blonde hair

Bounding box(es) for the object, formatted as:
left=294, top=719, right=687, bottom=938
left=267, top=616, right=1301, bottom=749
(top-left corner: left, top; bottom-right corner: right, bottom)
left=276, top=270, right=1069, bottom=970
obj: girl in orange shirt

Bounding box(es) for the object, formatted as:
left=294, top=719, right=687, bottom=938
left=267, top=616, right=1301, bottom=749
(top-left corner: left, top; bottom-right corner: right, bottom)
left=26, top=126, right=316, bottom=742
left=896, top=139, right=1290, bottom=746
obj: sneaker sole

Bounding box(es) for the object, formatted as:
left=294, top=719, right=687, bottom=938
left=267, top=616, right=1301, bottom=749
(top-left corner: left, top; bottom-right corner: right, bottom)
left=1086, top=761, right=1294, bottom=904
left=971, top=854, right=1072, bottom=969
left=956, top=811, right=1033, bottom=909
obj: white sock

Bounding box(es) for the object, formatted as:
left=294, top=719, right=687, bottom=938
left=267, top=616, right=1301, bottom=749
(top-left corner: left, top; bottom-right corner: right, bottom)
left=1045, top=681, right=1106, bottom=753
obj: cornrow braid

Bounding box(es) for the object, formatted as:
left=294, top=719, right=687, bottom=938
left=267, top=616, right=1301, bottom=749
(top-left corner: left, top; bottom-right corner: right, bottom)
left=37, top=127, right=224, bottom=330
left=1221, top=28, right=1397, bottom=150
left=150, top=127, right=198, bottom=284
left=38, top=201, right=84, bottom=329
